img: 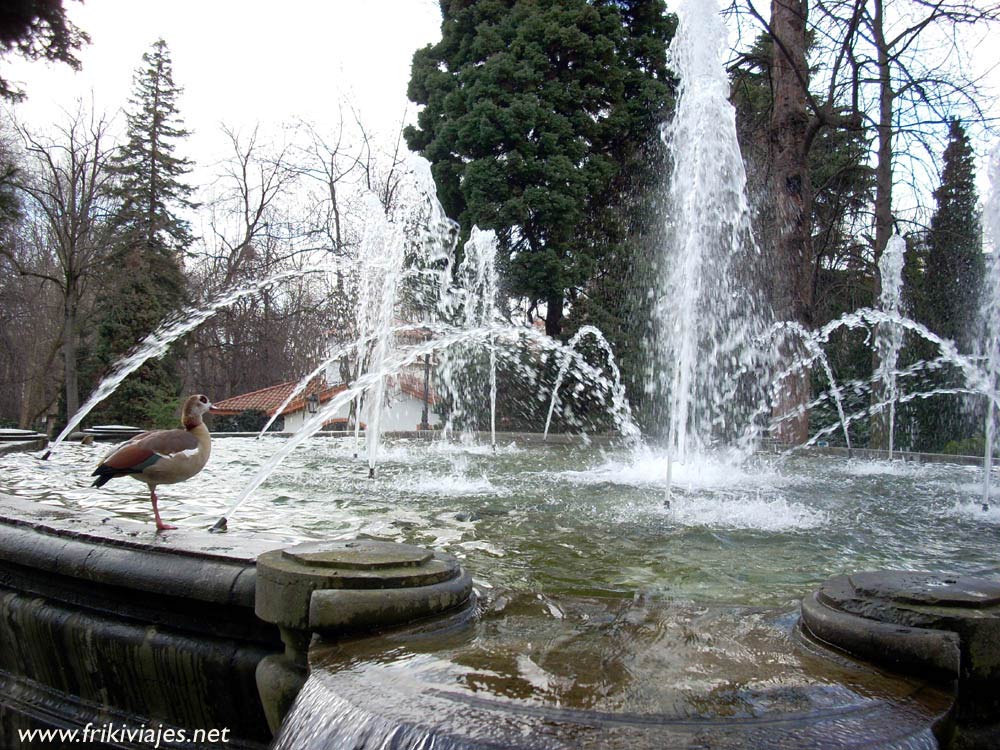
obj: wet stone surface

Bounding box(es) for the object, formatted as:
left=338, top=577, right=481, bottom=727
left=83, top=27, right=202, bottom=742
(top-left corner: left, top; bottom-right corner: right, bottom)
left=283, top=540, right=433, bottom=570
left=273, top=592, right=952, bottom=750
left=847, top=571, right=1000, bottom=609
left=256, top=540, right=472, bottom=633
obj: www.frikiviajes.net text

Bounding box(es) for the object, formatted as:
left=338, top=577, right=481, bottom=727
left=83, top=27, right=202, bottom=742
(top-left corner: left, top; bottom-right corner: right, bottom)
left=17, top=724, right=231, bottom=747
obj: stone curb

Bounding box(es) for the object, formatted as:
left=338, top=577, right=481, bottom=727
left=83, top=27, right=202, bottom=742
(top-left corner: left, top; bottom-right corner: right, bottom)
left=801, top=590, right=960, bottom=680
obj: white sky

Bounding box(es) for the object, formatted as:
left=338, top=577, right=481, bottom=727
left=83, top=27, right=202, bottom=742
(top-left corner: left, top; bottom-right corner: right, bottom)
left=5, top=0, right=444, bottom=172
left=4, top=0, right=997, bottom=204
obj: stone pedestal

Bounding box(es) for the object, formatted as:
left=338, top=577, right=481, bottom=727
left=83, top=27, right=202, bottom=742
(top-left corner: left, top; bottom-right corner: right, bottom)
left=801, top=571, right=1000, bottom=749
left=254, top=540, right=473, bottom=732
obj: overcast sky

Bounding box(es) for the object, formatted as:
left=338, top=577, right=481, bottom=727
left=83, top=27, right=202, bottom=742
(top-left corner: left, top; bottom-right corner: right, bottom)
left=5, top=0, right=444, bottom=172
left=4, top=0, right=998, bottom=204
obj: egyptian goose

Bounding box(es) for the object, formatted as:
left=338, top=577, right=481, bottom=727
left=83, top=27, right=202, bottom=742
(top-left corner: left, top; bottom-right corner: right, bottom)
left=91, top=394, right=214, bottom=531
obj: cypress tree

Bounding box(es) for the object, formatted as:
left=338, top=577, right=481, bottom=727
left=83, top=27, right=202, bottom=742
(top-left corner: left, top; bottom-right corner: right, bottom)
left=93, top=39, right=194, bottom=427
left=908, top=119, right=983, bottom=450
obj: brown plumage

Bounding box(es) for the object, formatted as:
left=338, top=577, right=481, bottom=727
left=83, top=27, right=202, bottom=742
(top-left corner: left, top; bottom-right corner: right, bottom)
left=92, top=395, right=214, bottom=531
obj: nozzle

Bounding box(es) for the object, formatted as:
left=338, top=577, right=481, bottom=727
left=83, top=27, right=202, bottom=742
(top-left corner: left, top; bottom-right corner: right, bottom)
left=209, top=517, right=228, bottom=533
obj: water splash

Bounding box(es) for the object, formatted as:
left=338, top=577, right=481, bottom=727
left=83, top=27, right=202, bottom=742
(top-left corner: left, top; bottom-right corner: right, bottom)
left=980, top=145, right=1000, bottom=508
left=768, top=320, right=852, bottom=453
left=44, top=268, right=327, bottom=457
left=346, top=157, right=458, bottom=475
left=652, top=0, right=771, bottom=465
left=543, top=325, right=639, bottom=442
left=876, top=234, right=907, bottom=457
left=438, top=227, right=501, bottom=447
left=215, top=324, right=637, bottom=527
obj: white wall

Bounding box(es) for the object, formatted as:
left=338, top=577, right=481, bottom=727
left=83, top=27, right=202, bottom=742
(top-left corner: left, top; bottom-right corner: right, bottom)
left=281, top=392, right=438, bottom=432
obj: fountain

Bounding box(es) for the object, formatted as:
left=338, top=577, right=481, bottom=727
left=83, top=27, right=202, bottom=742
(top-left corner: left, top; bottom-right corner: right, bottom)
left=438, top=226, right=502, bottom=448
left=980, top=146, right=1000, bottom=509
left=651, top=0, right=771, bottom=467
left=1, top=1, right=1000, bottom=748
left=876, top=234, right=907, bottom=458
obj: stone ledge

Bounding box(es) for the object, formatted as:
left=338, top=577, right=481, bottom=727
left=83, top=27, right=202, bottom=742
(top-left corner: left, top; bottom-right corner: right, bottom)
left=309, top=569, right=474, bottom=632
left=801, top=589, right=961, bottom=681
left=0, top=493, right=284, bottom=608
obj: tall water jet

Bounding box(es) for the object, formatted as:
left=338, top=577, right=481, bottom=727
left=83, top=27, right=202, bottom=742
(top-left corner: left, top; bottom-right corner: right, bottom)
left=876, top=233, right=907, bottom=457
left=353, top=193, right=405, bottom=477
left=652, top=0, right=770, bottom=468
left=437, top=227, right=501, bottom=445
left=462, top=228, right=500, bottom=449
left=350, top=157, right=457, bottom=476
left=980, top=145, right=1000, bottom=509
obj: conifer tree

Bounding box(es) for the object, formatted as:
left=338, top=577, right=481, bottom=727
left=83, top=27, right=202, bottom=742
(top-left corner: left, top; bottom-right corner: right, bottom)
left=923, top=119, right=982, bottom=350
left=907, top=119, right=983, bottom=450
left=405, top=0, right=674, bottom=339
left=93, top=39, right=193, bottom=426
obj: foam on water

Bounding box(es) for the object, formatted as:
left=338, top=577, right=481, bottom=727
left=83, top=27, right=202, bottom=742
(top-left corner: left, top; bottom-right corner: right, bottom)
left=559, top=446, right=787, bottom=491
left=841, top=459, right=943, bottom=478
left=666, top=493, right=828, bottom=532
left=949, top=500, right=1000, bottom=524
left=425, top=439, right=523, bottom=457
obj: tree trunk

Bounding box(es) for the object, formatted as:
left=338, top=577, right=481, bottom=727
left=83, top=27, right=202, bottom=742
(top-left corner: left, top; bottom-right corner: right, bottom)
left=769, top=0, right=813, bottom=445
left=544, top=292, right=563, bottom=338
left=62, top=293, right=80, bottom=421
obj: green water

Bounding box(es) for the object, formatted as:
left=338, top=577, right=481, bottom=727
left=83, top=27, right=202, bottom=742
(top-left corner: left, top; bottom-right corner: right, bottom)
left=4, top=437, right=998, bottom=607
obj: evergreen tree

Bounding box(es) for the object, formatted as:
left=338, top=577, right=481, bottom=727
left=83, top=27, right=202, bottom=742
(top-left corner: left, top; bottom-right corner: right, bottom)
left=93, top=39, right=193, bottom=427
left=923, top=119, right=982, bottom=350
left=113, top=38, right=196, bottom=253
left=0, top=0, right=89, bottom=101
left=907, top=119, right=983, bottom=450
left=406, top=0, right=674, bottom=338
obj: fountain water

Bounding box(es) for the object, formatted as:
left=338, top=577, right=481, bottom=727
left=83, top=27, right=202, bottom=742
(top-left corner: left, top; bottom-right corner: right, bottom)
left=340, top=158, right=457, bottom=474
left=543, top=325, right=638, bottom=442
left=766, top=320, right=853, bottom=453
left=6, top=4, right=1000, bottom=747
left=980, top=146, right=1000, bottom=509
left=42, top=268, right=328, bottom=458
left=876, top=234, right=907, bottom=457
left=652, top=0, right=772, bottom=471
left=438, top=227, right=501, bottom=447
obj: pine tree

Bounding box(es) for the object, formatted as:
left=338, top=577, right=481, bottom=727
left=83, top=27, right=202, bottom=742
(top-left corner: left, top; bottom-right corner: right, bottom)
left=92, top=39, right=193, bottom=427
left=113, top=38, right=195, bottom=253
left=908, top=119, right=983, bottom=450
left=405, top=0, right=674, bottom=338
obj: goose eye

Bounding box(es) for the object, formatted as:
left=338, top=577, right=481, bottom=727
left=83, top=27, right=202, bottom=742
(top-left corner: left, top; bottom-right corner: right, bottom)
left=199, top=396, right=208, bottom=403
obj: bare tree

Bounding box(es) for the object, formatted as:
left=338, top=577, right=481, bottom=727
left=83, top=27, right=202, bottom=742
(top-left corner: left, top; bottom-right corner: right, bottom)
left=2, top=105, right=118, bottom=419
left=732, top=0, right=998, bottom=445
left=182, top=125, right=334, bottom=400
left=0, top=221, right=63, bottom=428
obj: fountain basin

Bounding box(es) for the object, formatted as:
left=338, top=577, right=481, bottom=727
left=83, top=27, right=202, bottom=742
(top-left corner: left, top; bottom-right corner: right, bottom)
left=0, top=492, right=285, bottom=747
left=2, top=437, right=999, bottom=747
left=802, top=571, right=1000, bottom=748
left=3, top=437, right=999, bottom=604
left=274, top=592, right=953, bottom=749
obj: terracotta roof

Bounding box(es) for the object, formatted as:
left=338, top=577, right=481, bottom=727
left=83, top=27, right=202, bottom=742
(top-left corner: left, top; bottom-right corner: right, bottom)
left=395, top=372, right=440, bottom=406
left=212, top=378, right=346, bottom=416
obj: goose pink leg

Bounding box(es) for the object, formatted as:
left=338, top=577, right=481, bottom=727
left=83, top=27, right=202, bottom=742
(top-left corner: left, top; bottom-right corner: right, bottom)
left=150, top=488, right=176, bottom=531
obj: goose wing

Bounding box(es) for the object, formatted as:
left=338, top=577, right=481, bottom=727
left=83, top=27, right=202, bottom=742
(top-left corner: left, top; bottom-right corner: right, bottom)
left=92, top=429, right=198, bottom=484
